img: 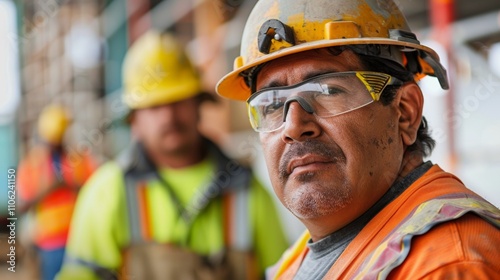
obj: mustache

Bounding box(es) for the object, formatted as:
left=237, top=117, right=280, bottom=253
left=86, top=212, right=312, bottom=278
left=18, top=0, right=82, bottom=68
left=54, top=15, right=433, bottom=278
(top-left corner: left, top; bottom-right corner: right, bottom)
left=278, top=139, right=344, bottom=180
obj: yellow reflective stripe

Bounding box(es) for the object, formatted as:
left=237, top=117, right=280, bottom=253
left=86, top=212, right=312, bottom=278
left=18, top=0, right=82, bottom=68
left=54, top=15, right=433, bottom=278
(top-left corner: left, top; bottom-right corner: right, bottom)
left=273, top=231, right=310, bottom=280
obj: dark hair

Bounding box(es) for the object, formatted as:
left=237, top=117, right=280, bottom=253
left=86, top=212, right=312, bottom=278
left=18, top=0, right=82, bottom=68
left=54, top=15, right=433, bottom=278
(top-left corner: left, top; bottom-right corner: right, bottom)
left=350, top=47, right=435, bottom=158
left=244, top=45, right=436, bottom=158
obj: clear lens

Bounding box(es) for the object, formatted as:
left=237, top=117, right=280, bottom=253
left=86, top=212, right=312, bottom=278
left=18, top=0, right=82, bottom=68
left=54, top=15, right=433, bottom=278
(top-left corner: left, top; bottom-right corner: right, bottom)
left=247, top=71, right=399, bottom=132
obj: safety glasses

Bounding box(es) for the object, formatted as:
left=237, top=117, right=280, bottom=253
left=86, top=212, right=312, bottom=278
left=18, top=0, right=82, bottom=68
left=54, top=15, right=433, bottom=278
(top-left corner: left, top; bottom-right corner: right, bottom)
left=246, top=71, right=403, bottom=132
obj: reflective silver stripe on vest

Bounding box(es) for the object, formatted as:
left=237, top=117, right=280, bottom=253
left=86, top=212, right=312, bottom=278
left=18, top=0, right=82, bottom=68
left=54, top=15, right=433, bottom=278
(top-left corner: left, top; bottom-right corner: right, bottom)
left=230, top=186, right=252, bottom=251
left=354, top=195, right=500, bottom=280
left=124, top=177, right=144, bottom=243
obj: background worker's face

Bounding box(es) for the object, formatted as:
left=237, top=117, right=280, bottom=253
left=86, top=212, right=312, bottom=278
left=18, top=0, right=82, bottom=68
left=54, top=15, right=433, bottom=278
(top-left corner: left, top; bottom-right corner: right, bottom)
left=131, top=97, right=200, bottom=157
left=256, top=49, right=407, bottom=229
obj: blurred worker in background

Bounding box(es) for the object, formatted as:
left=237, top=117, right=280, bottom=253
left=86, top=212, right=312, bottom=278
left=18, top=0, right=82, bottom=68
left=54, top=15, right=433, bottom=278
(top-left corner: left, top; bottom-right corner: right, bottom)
left=216, top=0, right=500, bottom=279
left=57, top=31, right=288, bottom=280
left=18, top=104, right=97, bottom=280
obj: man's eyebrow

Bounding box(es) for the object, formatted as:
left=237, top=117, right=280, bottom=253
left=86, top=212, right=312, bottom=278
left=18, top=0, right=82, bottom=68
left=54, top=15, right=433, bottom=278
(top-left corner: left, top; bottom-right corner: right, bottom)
left=257, top=69, right=341, bottom=91
left=258, top=80, right=286, bottom=91
left=302, top=69, right=339, bottom=81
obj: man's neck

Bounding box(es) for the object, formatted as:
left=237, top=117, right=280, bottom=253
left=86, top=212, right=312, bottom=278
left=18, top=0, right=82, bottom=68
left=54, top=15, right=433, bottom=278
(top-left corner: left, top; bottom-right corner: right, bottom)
left=150, top=139, right=206, bottom=169
left=397, top=149, right=424, bottom=181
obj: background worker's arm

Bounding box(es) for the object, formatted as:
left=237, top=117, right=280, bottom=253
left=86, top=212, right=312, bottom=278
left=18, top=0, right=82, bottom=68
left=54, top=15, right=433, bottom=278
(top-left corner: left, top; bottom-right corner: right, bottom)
left=249, top=177, right=290, bottom=276
left=56, top=162, right=129, bottom=280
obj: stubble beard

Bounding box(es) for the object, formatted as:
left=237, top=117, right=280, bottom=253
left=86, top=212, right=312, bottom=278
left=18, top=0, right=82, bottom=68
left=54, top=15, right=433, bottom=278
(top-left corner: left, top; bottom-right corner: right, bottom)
left=278, top=140, right=353, bottom=219
left=284, top=170, right=353, bottom=220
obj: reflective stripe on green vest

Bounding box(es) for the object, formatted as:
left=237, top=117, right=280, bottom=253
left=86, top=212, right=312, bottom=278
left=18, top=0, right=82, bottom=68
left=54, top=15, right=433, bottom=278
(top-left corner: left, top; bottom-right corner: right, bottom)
left=124, top=177, right=252, bottom=247
left=354, top=195, right=500, bottom=280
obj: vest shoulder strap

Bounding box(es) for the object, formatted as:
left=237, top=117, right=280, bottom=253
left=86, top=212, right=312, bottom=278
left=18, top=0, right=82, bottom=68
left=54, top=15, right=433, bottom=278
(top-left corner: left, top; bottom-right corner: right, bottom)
left=124, top=178, right=151, bottom=243
left=118, top=141, right=166, bottom=244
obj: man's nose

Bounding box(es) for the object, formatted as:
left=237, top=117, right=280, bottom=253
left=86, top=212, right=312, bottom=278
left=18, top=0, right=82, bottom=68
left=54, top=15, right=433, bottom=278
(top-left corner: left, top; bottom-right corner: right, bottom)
left=281, top=97, right=321, bottom=143
left=282, top=96, right=315, bottom=121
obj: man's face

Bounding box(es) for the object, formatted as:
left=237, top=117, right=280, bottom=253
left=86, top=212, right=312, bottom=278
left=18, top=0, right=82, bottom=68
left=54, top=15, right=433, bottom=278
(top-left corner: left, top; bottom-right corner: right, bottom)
left=255, top=49, right=406, bottom=229
left=131, top=97, right=200, bottom=157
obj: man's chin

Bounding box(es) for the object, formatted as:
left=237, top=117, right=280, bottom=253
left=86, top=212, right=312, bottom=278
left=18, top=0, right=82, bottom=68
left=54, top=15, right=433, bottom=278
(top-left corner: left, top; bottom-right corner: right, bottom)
left=159, top=144, right=191, bottom=157
left=158, top=134, right=189, bottom=151
left=283, top=179, right=352, bottom=220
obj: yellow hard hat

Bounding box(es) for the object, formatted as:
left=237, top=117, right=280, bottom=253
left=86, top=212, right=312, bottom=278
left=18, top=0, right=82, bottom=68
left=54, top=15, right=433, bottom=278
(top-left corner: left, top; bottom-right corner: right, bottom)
left=38, top=104, right=71, bottom=145
left=216, top=0, right=449, bottom=101
left=122, top=31, right=202, bottom=109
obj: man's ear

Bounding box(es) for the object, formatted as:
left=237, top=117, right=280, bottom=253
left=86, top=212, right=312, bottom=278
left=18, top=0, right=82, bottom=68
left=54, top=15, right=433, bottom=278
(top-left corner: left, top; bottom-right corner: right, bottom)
left=396, top=83, right=423, bottom=146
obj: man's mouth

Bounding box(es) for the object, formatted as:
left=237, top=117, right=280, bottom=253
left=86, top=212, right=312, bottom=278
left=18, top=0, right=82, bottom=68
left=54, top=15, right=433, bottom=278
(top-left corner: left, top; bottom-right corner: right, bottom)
left=287, top=155, right=334, bottom=175
left=278, top=139, right=346, bottom=181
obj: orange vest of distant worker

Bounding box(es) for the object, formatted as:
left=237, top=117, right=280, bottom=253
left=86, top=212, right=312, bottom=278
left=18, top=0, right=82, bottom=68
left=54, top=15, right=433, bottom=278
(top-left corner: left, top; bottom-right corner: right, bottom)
left=271, top=165, right=500, bottom=279
left=18, top=146, right=96, bottom=250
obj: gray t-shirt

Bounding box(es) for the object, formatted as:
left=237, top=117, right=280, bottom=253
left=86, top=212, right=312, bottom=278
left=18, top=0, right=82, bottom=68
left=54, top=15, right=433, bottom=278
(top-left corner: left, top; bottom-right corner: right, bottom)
left=293, top=162, right=433, bottom=280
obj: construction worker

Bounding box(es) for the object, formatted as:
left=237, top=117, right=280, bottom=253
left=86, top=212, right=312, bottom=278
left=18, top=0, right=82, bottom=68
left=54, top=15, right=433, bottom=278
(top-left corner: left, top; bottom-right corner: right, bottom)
left=57, top=31, right=288, bottom=280
left=216, top=0, right=500, bottom=279
left=18, top=104, right=97, bottom=280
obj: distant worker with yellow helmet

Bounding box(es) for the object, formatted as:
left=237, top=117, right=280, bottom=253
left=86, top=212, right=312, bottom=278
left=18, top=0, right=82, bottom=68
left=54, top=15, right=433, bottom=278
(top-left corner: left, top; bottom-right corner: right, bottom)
left=57, top=31, right=288, bottom=280
left=216, top=0, right=500, bottom=279
left=18, top=104, right=97, bottom=280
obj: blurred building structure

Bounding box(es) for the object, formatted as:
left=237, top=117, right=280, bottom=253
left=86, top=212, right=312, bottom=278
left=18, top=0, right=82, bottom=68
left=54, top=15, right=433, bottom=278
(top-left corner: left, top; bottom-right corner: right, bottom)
left=2, top=1, right=500, bottom=277
left=18, top=0, right=105, bottom=157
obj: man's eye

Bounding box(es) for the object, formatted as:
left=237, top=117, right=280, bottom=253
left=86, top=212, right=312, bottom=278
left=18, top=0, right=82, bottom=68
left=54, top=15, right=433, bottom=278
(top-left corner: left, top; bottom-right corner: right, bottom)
left=325, top=86, right=346, bottom=95
left=263, top=101, right=283, bottom=115
left=316, top=83, right=347, bottom=96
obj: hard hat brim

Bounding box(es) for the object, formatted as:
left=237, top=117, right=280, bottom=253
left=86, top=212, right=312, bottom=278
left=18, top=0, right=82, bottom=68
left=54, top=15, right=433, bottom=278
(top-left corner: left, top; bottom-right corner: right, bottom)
left=216, top=38, right=442, bottom=101
left=123, top=81, right=202, bottom=109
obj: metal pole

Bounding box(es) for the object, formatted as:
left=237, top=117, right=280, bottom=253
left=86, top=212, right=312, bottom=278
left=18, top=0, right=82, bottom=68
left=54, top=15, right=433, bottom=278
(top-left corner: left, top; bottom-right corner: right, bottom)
left=126, top=0, right=151, bottom=44
left=430, top=0, right=457, bottom=171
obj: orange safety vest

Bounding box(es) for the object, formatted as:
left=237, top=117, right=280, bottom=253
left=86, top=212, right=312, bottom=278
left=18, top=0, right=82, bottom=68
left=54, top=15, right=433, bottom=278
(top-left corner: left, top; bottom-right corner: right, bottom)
left=271, top=165, right=500, bottom=279
left=18, top=146, right=96, bottom=250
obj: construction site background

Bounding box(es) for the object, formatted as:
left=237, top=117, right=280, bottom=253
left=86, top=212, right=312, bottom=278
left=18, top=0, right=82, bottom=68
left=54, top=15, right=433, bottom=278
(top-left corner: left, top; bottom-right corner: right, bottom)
left=1, top=0, right=500, bottom=279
